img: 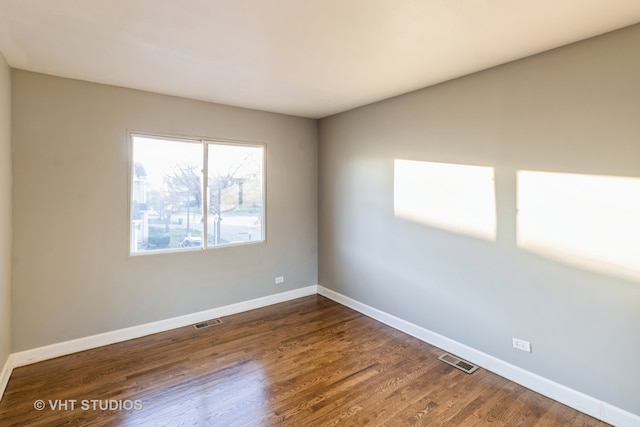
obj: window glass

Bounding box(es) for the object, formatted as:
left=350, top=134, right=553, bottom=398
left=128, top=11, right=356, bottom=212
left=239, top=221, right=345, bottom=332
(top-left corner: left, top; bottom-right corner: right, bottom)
left=207, top=144, right=264, bottom=247
left=131, top=134, right=264, bottom=255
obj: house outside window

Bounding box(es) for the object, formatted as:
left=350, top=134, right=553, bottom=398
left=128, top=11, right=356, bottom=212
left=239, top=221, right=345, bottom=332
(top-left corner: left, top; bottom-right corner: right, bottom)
left=130, top=134, right=265, bottom=255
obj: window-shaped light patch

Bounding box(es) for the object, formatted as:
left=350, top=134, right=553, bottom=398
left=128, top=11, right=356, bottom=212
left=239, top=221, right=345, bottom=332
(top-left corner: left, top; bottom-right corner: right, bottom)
left=394, top=160, right=496, bottom=240
left=517, top=171, right=640, bottom=282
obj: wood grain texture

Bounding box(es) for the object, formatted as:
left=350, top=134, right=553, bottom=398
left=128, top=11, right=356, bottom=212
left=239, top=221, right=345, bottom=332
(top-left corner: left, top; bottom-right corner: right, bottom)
left=0, top=295, right=610, bottom=426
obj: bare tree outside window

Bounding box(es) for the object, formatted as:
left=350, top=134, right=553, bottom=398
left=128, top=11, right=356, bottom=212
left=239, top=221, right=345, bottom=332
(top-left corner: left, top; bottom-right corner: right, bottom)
left=207, top=144, right=263, bottom=246
left=130, top=134, right=264, bottom=255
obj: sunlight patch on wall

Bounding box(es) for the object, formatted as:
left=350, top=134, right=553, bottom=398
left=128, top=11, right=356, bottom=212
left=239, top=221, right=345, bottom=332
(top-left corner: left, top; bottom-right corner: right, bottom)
left=517, top=170, right=640, bottom=282
left=394, top=159, right=496, bottom=240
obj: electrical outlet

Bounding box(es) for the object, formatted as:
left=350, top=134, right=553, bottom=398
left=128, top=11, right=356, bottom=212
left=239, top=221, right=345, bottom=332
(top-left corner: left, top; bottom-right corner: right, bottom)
left=513, top=338, right=531, bottom=353
left=275, top=276, right=285, bottom=284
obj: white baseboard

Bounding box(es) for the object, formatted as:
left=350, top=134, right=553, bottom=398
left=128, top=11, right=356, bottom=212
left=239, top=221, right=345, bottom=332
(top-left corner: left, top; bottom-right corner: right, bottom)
left=317, top=285, right=640, bottom=427
left=0, top=354, right=13, bottom=400
left=4, top=284, right=638, bottom=427
left=11, top=285, right=318, bottom=368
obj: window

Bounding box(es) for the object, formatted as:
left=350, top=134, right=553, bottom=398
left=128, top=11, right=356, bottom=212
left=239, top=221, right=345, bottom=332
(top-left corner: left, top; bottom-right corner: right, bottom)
left=130, top=134, right=264, bottom=254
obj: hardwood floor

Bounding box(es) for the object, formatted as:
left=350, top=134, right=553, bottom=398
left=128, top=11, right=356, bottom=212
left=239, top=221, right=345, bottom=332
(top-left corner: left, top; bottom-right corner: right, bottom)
left=0, top=295, right=610, bottom=426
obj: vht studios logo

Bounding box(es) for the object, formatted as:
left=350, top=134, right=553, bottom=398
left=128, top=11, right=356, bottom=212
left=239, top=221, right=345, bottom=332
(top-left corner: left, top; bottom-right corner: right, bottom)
left=34, top=399, right=143, bottom=411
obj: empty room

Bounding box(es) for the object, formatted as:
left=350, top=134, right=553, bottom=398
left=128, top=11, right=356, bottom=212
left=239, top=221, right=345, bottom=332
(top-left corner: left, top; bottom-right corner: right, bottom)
left=1, top=1, right=639, bottom=426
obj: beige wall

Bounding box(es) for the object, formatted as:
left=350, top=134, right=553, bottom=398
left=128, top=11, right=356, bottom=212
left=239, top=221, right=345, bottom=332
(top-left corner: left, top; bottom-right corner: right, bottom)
left=0, top=53, right=11, bottom=373
left=319, top=24, right=640, bottom=414
left=11, top=71, right=318, bottom=351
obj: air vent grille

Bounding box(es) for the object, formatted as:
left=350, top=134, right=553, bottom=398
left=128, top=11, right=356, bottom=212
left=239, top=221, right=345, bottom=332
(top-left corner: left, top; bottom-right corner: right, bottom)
left=194, top=318, right=223, bottom=329
left=438, top=353, right=479, bottom=374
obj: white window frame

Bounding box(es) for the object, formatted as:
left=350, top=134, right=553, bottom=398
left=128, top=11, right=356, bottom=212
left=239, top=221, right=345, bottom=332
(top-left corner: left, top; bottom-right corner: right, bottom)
left=129, top=132, right=266, bottom=256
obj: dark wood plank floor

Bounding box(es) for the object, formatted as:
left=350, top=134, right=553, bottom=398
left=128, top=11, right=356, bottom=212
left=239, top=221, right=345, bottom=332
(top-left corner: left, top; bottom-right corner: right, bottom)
left=0, top=295, right=610, bottom=426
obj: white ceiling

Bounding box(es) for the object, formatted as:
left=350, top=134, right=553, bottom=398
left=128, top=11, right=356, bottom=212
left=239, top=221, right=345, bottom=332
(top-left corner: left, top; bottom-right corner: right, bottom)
left=1, top=1, right=639, bottom=119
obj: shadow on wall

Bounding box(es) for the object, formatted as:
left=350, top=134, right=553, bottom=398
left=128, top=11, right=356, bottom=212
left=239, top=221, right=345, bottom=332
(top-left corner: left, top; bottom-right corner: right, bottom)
left=393, top=159, right=640, bottom=283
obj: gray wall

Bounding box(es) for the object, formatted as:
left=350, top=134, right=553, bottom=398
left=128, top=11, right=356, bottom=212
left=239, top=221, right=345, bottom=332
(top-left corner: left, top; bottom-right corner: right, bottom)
left=319, top=24, right=640, bottom=414
left=11, top=71, right=318, bottom=351
left=0, top=53, right=11, bottom=372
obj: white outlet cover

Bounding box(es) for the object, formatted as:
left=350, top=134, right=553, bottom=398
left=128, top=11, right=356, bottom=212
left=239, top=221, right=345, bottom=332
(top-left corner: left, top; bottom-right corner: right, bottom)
left=513, top=338, right=532, bottom=353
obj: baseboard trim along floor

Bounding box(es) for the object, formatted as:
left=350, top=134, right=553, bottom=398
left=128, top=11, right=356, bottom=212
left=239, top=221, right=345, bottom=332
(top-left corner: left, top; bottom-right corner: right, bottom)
left=0, top=354, right=13, bottom=402
left=316, top=286, right=639, bottom=427
left=11, top=286, right=318, bottom=368
left=2, top=284, right=638, bottom=426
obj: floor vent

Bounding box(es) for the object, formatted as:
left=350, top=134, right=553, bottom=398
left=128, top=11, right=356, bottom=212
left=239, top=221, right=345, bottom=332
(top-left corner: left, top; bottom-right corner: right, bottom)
left=194, top=318, right=223, bottom=329
left=438, top=353, right=479, bottom=374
